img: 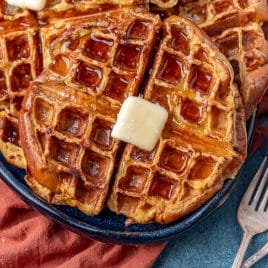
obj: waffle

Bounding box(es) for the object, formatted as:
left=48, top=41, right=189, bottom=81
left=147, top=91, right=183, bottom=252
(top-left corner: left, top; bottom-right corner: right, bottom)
left=0, top=1, right=41, bottom=168
left=19, top=8, right=161, bottom=215
left=174, top=0, right=268, bottom=118
left=108, top=16, right=247, bottom=224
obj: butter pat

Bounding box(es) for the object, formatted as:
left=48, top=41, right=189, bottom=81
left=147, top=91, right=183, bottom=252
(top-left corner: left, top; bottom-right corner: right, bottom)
left=112, top=96, right=168, bottom=151
left=6, top=0, right=46, bottom=11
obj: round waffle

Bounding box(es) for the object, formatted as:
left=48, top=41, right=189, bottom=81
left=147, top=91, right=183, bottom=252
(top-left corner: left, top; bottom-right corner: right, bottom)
left=172, top=0, right=268, bottom=119
left=19, top=8, right=161, bottom=215
left=19, top=10, right=246, bottom=223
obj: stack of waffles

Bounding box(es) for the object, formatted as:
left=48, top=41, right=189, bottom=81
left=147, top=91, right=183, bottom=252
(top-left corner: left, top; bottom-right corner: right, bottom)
left=0, top=0, right=266, bottom=224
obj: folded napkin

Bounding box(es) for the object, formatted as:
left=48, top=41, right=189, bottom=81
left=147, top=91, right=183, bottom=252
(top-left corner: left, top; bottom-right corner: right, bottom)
left=0, top=182, right=166, bottom=267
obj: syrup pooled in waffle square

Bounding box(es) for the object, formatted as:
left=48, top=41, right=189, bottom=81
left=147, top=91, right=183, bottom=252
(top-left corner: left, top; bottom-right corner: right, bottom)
left=176, top=0, right=268, bottom=118
left=108, top=16, right=247, bottom=224
left=19, top=8, right=161, bottom=215
left=0, top=1, right=41, bottom=168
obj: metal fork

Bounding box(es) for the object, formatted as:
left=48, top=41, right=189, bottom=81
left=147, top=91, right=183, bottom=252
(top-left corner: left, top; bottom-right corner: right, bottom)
left=232, top=156, right=268, bottom=268
left=242, top=237, right=268, bottom=268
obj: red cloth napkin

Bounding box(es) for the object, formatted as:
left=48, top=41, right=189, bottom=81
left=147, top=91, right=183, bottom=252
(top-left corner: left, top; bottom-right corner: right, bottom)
left=0, top=182, right=165, bottom=267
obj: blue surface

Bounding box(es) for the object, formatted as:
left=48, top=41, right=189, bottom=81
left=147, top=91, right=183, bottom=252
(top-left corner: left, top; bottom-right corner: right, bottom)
left=155, top=137, right=268, bottom=268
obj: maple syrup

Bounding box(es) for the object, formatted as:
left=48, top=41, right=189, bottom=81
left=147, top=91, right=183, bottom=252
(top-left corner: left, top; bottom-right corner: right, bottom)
left=169, top=25, right=190, bottom=55
left=180, top=98, right=204, bottom=124
left=83, top=34, right=113, bottom=62
left=74, top=61, right=102, bottom=89
left=157, top=52, right=184, bottom=85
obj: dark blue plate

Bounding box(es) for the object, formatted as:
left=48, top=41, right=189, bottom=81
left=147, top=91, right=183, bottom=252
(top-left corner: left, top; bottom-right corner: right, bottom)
left=0, top=111, right=257, bottom=244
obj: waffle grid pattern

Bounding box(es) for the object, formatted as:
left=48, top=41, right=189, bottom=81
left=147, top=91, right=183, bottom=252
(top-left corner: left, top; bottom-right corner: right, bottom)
left=47, top=14, right=159, bottom=103
left=109, top=138, right=227, bottom=223
left=179, top=0, right=266, bottom=25
left=212, top=22, right=268, bottom=82
left=145, top=21, right=233, bottom=141
left=30, top=86, right=120, bottom=214
left=0, top=29, right=39, bottom=114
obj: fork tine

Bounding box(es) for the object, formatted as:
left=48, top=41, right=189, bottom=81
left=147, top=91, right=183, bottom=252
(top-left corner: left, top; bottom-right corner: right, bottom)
left=241, top=157, right=267, bottom=204
left=251, top=166, right=268, bottom=208
left=258, top=169, right=268, bottom=211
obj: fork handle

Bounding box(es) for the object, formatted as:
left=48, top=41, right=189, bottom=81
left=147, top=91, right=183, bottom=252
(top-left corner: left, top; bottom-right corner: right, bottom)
left=232, top=231, right=254, bottom=268
left=242, top=241, right=268, bottom=268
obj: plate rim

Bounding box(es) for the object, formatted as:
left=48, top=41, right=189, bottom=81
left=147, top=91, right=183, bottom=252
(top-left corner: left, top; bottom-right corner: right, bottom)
left=0, top=110, right=257, bottom=244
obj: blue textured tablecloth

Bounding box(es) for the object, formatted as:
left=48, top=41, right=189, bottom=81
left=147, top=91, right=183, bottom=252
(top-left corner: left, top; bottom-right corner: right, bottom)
left=155, top=137, right=268, bottom=268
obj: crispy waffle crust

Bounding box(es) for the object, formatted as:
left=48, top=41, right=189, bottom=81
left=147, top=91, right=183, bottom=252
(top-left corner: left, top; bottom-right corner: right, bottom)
left=19, top=8, right=161, bottom=215
left=19, top=11, right=246, bottom=223
left=173, top=0, right=268, bottom=119
left=108, top=16, right=247, bottom=224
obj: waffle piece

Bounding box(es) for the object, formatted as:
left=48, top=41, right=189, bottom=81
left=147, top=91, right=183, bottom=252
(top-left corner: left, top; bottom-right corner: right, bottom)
left=0, top=1, right=41, bottom=168
left=175, top=0, right=268, bottom=118
left=108, top=16, right=247, bottom=224
left=39, top=2, right=149, bottom=69
left=19, top=9, right=161, bottom=215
